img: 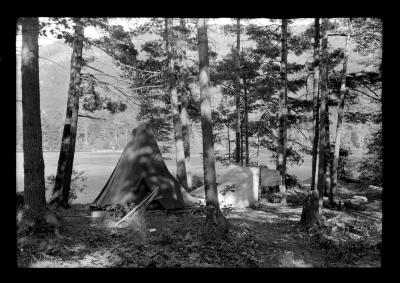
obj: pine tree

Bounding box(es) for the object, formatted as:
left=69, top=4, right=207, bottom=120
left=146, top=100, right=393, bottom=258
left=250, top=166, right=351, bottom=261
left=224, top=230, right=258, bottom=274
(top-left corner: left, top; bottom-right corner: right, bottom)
left=316, top=18, right=330, bottom=210
left=197, top=18, right=229, bottom=237
left=331, top=19, right=351, bottom=203
left=20, top=17, right=47, bottom=223
left=277, top=19, right=288, bottom=203
left=50, top=18, right=84, bottom=207
left=165, top=18, right=189, bottom=191
left=235, top=18, right=241, bottom=164
left=310, top=18, right=320, bottom=192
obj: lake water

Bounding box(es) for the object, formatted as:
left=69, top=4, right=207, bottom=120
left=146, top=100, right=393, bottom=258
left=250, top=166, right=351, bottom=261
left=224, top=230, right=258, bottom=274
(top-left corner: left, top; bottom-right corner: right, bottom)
left=16, top=151, right=312, bottom=204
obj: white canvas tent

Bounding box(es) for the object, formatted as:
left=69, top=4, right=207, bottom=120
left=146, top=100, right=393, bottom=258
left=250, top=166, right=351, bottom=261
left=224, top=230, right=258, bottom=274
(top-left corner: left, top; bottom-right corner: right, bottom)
left=190, top=165, right=261, bottom=208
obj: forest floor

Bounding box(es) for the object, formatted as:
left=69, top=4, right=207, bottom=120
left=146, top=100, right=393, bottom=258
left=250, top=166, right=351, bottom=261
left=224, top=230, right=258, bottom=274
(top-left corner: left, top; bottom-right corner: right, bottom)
left=17, top=184, right=382, bottom=268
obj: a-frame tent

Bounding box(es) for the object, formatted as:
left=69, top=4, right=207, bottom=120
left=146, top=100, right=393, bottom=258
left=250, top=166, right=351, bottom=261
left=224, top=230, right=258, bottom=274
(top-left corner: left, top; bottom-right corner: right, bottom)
left=92, top=122, right=192, bottom=210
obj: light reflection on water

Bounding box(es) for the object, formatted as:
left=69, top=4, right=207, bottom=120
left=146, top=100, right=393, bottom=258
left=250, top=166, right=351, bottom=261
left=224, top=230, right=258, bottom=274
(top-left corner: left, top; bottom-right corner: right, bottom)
left=16, top=151, right=312, bottom=204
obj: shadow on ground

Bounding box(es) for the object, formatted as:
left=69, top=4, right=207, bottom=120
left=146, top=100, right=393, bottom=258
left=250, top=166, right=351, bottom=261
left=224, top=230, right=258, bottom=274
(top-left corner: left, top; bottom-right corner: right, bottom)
left=17, top=200, right=381, bottom=268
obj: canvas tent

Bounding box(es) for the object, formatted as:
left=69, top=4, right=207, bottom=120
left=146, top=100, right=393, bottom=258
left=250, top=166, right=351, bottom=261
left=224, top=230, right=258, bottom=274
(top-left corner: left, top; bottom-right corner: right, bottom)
left=92, top=123, right=199, bottom=210
left=190, top=165, right=261, bottom=208
left=189, top=165, right=282, bottom=208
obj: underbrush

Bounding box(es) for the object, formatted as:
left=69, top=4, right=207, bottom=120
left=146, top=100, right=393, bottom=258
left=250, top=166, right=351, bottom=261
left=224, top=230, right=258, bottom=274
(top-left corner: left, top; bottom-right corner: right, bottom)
left=310, top=212, right=381, bottom=266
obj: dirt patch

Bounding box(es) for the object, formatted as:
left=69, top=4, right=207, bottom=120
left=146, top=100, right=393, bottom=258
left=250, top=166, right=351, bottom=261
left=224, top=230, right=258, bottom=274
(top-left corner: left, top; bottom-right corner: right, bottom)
left=17, top=201, right=381, bottom=268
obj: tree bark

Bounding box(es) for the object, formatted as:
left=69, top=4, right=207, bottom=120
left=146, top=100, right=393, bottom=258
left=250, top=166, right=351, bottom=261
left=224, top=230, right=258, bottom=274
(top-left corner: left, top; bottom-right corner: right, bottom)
left=324, top=102, right=332, bottom=197
left=257, top=135, right=260, bottom=165
left=227, top=124, right=231, bottom=162
left=178, top=17, right=192, bottom=190
left=244, top=78, right=249, bottom=165
left=300, top=190, right=321, bottom=228
left=240, top=118, right=244, bottom=165
left=331, top=20, right=351, bottom=203
left=235, top=18, right=241, bottom=164
left=165, top=18, right=189, bottom=191
left=50, top=19, right=84, bottom=207
left=21, top=17, right=47, bottom=222
left=311, top=18, right=320, bottom=192
left=181, top=91, right=192, bottom=190
left=197, top=18, right=229, bottom=237
left=316, top=18, right=330, bottom=211
left=277, top=19, right=288, bottom=203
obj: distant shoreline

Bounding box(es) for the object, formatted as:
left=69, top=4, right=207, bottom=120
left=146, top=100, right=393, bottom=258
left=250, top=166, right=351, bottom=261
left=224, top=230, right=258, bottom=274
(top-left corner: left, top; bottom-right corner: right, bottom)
left=16, top=150, right=124, bottom=153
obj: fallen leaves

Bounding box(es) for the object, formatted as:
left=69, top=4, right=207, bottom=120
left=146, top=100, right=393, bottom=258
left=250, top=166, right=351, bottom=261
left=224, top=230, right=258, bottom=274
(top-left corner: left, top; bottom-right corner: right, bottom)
left=17, top=203, right=381, bottom=268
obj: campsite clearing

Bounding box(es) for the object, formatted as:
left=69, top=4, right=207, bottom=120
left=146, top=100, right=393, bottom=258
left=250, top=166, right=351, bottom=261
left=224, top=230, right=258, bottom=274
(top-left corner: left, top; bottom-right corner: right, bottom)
left=17, top=200, right=381, bottom=268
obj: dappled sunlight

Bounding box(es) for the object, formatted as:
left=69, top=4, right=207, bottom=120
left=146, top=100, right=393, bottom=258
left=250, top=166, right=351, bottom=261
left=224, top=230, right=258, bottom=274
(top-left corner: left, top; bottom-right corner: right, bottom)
left=279, top=250, right=314, bottom=267
left=190, top=165, right=259, bottom=208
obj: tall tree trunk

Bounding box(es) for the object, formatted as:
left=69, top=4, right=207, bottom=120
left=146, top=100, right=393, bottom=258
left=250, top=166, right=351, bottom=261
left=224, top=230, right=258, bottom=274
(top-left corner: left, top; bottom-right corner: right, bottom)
left=165, top=18, right=189, bottom=191
left=181, top=91, right=192, bottom=190
left=50, top=19, right=84, bottom=207
left=324, top=102, right=332, bottom=197
left=179, top=17, right=192, bottom=190
left=316, top=18, right=329, bottom=211
left=257, top=135, right=260, bottom=165
left=277, top=19, right=288, bottom=203
left=244, top=78, right=249, bottom=165
left=240, top=118, right=244, bottom=165
left=21, top=17, right=46, bottom=223
left=235, top=18, right=241, bottom=164
left=311, top=18, right=320, bottom=192
left=197, top=18, right=229, bottom=237
left=331, top=20, right=351, bottom=203
left=227, top=124, right=231, bottom=162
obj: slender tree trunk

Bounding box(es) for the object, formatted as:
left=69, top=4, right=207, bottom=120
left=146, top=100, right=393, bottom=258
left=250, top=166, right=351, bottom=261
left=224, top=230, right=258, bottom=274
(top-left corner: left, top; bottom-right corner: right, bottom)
left=21, top=17, right=46, bottom=223
left=331, top=20, right=351, bottom=203
left=197, top=18, right=228, bottom=237
left=257, top=135, right=260, bottom=165
left=324, top=102, right=332, bottom=197
left=244, top=78, right=249, bottom=165
left=277, top=19, right=288, bottom=203
left=50, top=19, right=84, bottom=207
left=316, top=18, right=329, bottom=211
left=178, top=17, right=192, bottom=190
left=235, top=18, right=241, bottom=164
left=165, top=18, right=189, bottom=191
left=227, top=124, right=231, bottom=162
left=240, top=118, right=244, bottom=165
left=311, top=18, right=320, bottom=192
left=84, top=120, right=88, bottom=145
left=181, top=91, right=192, bottom=190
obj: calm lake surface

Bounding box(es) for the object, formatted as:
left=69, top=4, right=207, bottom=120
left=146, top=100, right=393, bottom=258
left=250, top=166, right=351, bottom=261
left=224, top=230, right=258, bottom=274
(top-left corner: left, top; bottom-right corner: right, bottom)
left=16, top=151, right=312, bottom=204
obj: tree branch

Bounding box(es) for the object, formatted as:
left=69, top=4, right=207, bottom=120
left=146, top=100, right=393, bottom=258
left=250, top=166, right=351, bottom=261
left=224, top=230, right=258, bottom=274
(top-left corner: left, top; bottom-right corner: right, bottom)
left=349, top=87, right=381, bottom=102
left=288, top=139, right=312, bottom=151
left=78, top=114, right=107, bottom=120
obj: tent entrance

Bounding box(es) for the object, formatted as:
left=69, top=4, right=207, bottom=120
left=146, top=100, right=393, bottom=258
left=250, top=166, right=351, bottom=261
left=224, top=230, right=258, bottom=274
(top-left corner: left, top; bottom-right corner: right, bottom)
left=131, top=178, right=163, bottom=211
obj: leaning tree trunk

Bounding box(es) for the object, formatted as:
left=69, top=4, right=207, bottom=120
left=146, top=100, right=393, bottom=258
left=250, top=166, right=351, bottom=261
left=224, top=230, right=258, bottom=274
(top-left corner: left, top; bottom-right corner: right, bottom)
left=235, top=18, right=241, bottom=164
left=197, top=18, right=229, bottom=237
left=181, top=91, right=192, bottom=190
left=21, top=17, right=47, bottom=223
left=50, top=19, right=84, bottom=207
left=165, top=18, right=189, bottom=191
left=331, top=20, right=351, bottom=203
left=316, top=18, right=330, bottom=212
left=244, top=78, right=249, bottom=165
left=276, top=19, right=288, bottom=203
left=311, top=18, right=321, bottom=192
